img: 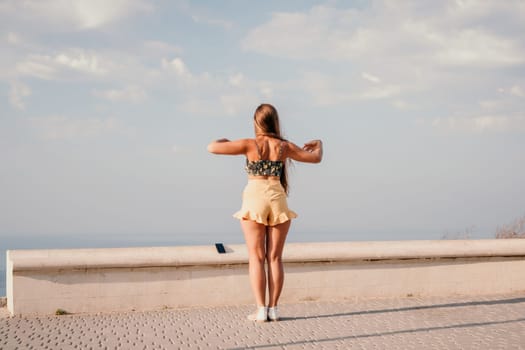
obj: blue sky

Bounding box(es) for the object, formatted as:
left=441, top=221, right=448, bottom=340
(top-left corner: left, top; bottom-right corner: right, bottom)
left=1, top=0, right=524, bottom=243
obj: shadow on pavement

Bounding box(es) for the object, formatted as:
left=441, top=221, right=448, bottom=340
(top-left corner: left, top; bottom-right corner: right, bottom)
left=283, top=296, right=525, bottom=321
left=226, top=296, right=525, bottom=350
left=228, top=317, right=525, bottom=349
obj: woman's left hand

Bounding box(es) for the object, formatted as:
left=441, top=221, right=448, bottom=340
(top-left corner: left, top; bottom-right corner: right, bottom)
left=303, top=139, right=322, bottom=152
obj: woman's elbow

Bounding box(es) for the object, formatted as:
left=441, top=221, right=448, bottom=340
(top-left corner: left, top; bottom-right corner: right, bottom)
left=313, top=151, right=323, bottom=163
left=304, top=154, right=322, bottom=163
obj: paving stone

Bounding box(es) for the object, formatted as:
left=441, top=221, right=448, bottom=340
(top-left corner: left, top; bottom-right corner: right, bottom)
left=1, top=292, right=525, bottom=349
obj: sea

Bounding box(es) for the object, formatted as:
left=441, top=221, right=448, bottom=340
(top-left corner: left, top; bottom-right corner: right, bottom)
left=0, top=229, right=495, bottom=297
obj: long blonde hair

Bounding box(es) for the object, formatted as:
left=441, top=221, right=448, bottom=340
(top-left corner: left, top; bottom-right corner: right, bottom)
left=254, top=104, right=290, bottom=194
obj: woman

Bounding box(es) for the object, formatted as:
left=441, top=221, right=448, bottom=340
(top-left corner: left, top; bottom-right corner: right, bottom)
left=207, top=103, right=323, bottom=322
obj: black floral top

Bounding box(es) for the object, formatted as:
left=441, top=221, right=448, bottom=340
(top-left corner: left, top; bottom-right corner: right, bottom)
left=245, top=159, right=283, bottom=177
left=245, top=139, right=284, bottom=177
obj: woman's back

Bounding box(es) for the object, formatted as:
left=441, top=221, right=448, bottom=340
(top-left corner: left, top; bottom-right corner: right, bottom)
left=246, top=136, right=286, bottom=179
left=247, top=136, right=286, bottom=162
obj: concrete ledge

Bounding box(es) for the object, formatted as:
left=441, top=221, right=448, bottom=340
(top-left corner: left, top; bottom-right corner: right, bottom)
left=9, top=239, right=525, bottom=271
left=6, top=239, right=525, bottom=315
left=8, top=245, right=247, bottom=271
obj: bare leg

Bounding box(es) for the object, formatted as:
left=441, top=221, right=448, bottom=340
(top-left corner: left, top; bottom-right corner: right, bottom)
left=266, top=220, right=291, bottom=307
left=241, top=220, right=267, bottom=307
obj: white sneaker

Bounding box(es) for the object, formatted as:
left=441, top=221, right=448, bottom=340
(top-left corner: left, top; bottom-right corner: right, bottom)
left=247, top=306, right=267, bottom=322
left=267, top=306, right=279, bottom=321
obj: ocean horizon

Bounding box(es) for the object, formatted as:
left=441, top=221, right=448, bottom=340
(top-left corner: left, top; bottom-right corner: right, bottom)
left=0, top=229, right=496, bottom=297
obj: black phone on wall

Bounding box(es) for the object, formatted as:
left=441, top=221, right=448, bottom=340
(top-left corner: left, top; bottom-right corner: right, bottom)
left=215, top=243, right=226, bottom=254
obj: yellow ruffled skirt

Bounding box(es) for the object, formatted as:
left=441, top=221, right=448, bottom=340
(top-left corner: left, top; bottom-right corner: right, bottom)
left=233, top=179, right=297, bottom=226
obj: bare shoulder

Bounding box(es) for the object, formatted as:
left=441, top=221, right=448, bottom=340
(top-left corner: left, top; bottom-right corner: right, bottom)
left=282, top=140, right=299, bottom=153
left=280, top=140, right=297, bottom=158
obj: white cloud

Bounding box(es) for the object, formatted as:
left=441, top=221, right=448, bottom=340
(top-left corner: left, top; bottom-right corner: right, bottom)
left=9, top=44, right=165, bottom=87
left=156, top=63, right=268, bottom=117
left=220, top=92, right=259, bottom=117
left=510, top=85, right=525, bottom=98
left=191, top=14, right=233, bottom=30
left=431, top=29, right=524, bottom=67
left=392, top=100, right=414, bottom=110
left=300, top=72, right=351, bottom=106
left=55, top=52, right=107, bottom=75
left=477, top=85, right=525, bottom=112
left=357, top=85, right=401, bottom=100
left=478, top=99, right=502, bottom=110
left=15, top=58, right=57, bottom=80
left=159, top=57, right=221, bottom=91
left=432, top=115, right=525, bottom=133
left=143, top=41, right=183, bottom=55
left=175, top=89, right=259, bottom=117
left=156, top=58, right=276, bottom=116
left=243, top=3, right=525, bottom=68
left=300, top=71, right=403, bottom=106
left=241, top=1, right=525, bottom=113
left=229, top=73, right=244, bottom=87
left=6, top=32, right=20, bottom=45
left=171, top=145, right=181, bottom=153
left=362, top=72, right=381, bottom=83
left=242, top=6, right=360, bottom=61
left=9, top=81, right=31, bottom=110
left=0, top=1, right=15, bottom=13
left=1, top=0, right=152, bottom=30
left=93, top=85, right=147, bottom=103
left=259, top=86, right=273, bottom=99
left=29, top=115, right=123, bottom=140
left=162, top=57, right=192, bottom=78
left=16, top=50, right=112, bottom=80
left=446, top=0, right=525, bottom=21
left=71, top=0, right=152, bottom=29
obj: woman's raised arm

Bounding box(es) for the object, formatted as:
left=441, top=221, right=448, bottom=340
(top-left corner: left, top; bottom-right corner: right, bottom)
left=207, top=138, right=250, bottom=155
left=286, top=140, right=323, bottom=163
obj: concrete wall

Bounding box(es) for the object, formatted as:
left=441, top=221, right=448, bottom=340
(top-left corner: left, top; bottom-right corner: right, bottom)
left=6, top=240, right=525, bottom=315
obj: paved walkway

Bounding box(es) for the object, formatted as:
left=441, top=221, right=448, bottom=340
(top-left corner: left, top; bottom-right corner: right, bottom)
left=1, top=292, right=525, bottom=349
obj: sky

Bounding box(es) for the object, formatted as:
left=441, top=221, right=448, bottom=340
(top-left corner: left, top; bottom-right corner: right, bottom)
left=1, top=0, right=525, bottom=245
